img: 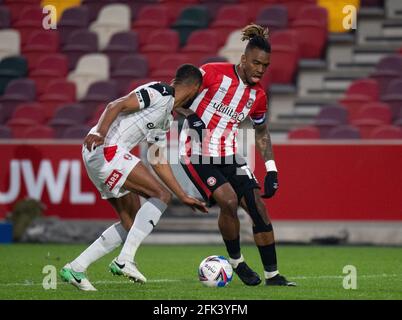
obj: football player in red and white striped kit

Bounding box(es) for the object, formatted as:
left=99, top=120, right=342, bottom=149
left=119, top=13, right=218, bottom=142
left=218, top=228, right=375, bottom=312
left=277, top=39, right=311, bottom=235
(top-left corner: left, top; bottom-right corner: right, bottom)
left=178, top=24, right=295, bottom=286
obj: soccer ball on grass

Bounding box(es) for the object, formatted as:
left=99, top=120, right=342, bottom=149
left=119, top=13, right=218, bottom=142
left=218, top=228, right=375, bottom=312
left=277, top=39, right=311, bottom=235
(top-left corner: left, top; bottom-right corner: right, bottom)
left=198, top=255, right=233, bottom=287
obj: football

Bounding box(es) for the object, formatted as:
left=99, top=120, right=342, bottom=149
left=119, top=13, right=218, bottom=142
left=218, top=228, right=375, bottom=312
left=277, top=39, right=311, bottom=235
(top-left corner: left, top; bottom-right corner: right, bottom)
left=198, top=255, right=233, bottom=287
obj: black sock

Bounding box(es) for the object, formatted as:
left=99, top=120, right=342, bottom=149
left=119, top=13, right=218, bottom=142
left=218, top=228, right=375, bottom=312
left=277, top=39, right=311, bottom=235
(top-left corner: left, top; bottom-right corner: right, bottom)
left=223, top=237, right=241, bottom=259
left=257, top=243, right=277, bottom=272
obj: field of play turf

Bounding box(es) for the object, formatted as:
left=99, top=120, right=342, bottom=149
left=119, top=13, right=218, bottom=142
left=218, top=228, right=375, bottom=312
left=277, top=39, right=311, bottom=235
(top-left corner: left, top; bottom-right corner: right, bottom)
left=0, top=244, right=401, bottom=300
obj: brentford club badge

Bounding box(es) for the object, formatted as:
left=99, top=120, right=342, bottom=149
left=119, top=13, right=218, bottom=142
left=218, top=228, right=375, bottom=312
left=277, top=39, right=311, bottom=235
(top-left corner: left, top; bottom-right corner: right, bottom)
left=246, top=98, right=254, bottom=109
left=207, top=176, right=217, bottom=186
left=124, top=153, right=132, bottom=161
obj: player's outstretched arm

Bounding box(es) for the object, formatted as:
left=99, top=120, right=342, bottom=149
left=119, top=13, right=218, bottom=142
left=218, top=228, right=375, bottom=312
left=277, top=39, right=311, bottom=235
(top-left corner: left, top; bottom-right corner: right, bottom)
left=149, top=145, right=208, bottom=213
left=254, top=122, right=279, bottom=198
left=84, top=93, right=141, bottom=151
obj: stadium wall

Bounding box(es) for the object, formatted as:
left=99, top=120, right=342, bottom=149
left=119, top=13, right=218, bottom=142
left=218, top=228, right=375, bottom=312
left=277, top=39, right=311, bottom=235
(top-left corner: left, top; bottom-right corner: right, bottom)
left=0, top=141, right=402, bottom=221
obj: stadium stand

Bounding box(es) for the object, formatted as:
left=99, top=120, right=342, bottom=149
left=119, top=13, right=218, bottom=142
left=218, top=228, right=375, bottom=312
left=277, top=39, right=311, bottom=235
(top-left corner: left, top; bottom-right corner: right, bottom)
left=0, top=0, right=400, bottom=142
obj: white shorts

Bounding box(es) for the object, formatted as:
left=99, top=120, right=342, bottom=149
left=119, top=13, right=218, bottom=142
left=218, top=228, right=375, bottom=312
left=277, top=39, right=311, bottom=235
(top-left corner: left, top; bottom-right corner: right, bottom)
left=82, top=144, right=140, bottom=199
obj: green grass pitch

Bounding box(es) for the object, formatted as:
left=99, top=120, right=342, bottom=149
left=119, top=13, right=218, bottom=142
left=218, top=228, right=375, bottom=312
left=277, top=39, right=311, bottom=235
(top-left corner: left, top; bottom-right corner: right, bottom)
left=0, top=244, right=401, bottom=300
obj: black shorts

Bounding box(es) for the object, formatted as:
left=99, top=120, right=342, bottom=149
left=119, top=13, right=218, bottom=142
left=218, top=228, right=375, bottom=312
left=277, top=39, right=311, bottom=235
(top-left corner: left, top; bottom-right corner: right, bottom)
left=181, top=154, right=260, bottom=206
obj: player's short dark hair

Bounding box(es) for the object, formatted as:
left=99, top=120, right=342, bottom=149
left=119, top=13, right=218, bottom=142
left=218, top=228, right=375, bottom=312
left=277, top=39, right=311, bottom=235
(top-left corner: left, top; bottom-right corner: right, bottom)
left=241, top=24, right=271, bottom=53
left=174, top=64, right=203, bottom=86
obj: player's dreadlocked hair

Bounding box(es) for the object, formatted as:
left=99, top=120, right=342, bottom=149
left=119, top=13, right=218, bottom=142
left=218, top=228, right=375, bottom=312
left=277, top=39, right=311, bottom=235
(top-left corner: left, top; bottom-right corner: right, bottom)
left=241, top=24, right=271, bottom=53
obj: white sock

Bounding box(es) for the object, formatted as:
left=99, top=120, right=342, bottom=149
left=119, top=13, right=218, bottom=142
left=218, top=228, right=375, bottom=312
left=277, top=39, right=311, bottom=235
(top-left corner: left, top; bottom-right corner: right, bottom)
left=118, top=198, right=167, bottom=263
left=264, top=270, right=279, bottom=279
left=70, top=222, right=127, bottom=272
left=228, top=254, right=244, bottom=268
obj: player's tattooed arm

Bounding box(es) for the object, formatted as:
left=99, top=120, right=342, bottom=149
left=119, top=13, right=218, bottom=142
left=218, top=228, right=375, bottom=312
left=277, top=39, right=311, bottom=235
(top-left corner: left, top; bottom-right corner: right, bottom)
left=254, top=122, right=274, bottom=161
left=84, top=93, right=140, bottom=151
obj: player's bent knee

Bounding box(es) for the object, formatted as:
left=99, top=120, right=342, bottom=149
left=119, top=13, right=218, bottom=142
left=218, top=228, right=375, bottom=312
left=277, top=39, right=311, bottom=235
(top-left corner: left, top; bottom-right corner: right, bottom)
left=157, top=189, right=172, bottom=205
left=221, top=197, right=238, bottom=217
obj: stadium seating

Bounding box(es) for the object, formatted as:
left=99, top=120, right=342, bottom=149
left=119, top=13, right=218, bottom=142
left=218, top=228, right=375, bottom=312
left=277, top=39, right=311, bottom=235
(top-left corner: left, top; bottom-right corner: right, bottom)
left=0, top=6, right=11, bottom=29
left=132, top=5, right=171, bottom=46
left=38, top=79, right=76, bottom=120
left=57, top=6, right=90, bottom=46
left=4, top=0, right=42, bottom=23
left=89, top=3, right=131, bottom=50
left=62, top=30, right=99, bottom=70
left=41, top=0, right=82, bottom=21
left=12, top=5, right=43, bottom=47
left=256, top=5, right=289, bottom=33
left=141, top=29, right=180, bottom=70
left=111, top=54, right=149, bottom=94
left=171, top=6, right=210, bottom=46
left=370, top=55, right=402, bottom=97
left=0, top=78, right=36, bottom=122
left=351, top=102, right=392, bottom=139
left=21, top=124, right=55, bottom=139
left=339, top=79, right=380, bottom=121
left=103, top=31, right=138, bottom=70
left=29, top=54, right=69, bottom=95
left=80, top=80, right=118, bottom=117
left=291, top=5, right=328, bottom=59
left=314, top=105, right=348, bottom=138
left=22, top=30, right=60, bottom=69
left=0, top=56, right=28, bottom=95
left=369, top=125, right=402, bottom=139
left=218, top=29, right=246, bottom=64
left=181, top=29, right=220, bottom=64
left=48, top=104, right=88, bottom=138
left=150, top=53, right=192, bottom=83
left=288, top=126, right=320, bottom=139
left=210, top=5, right=250, bottom=46
left=268, top=30, right=299, bottom=84
left=0, top=124, right=12, bottom=138
left=61, top=124, right=90, bottom=139
left=381, top=78, right=402, bottom=119
left=326, top=125, right=361, bottom=139
left=68, top=53, right=109, bottom=99
left=7, top=102, right=45, bottom=138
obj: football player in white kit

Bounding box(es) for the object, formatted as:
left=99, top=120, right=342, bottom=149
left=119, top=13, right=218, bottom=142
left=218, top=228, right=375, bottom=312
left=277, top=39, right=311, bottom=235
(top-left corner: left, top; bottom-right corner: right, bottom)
left=60, top=64, right=207, bottom=291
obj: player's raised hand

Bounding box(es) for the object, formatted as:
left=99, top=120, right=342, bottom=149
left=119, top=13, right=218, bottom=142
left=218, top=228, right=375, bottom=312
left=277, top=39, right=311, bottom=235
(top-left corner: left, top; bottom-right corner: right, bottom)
left=262, top=171, right=279, bottom=198
left=180, top=195, right=208, bottom=213
left=84, top=133, right=104, bottom=152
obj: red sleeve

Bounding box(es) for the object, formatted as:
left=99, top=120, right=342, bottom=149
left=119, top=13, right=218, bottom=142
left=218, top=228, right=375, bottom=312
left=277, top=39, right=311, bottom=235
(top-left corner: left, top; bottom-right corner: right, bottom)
left=249, top=92, right=268, bottom=125
left=199, top=64, right=217, bottom=90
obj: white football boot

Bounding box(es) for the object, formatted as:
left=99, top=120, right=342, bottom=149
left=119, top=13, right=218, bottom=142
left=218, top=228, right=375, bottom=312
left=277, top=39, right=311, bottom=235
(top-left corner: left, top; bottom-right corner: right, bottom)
left=59, top=263, right=97, bottom=291
left=109, top=258, right=147, bottom=283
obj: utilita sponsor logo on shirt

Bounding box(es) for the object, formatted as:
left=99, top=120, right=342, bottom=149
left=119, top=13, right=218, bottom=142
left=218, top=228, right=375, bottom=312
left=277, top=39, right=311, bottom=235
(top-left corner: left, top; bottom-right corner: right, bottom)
left=211, top=102, right=246, bottom=122
left=105, top=170, right=123, bottom=191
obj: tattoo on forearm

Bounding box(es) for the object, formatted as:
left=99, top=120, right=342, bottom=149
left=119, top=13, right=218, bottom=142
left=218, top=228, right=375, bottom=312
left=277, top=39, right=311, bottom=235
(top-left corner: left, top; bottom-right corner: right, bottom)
left=255, top=124, right=274, bottom=161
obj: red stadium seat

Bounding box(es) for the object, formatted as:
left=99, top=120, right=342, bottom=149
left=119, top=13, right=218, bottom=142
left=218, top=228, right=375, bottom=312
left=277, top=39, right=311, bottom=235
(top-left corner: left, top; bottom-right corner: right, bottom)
left=125, top=78, right=153, bottom=95
left=49, top=104, right=88, bottom=138
left=80, top=80, right=118, bottom=118
left=4, top=0, right=42, bottom=23
left=288, top=126, right=320, bottom=139
left=22, top=30, right=60, bottom=69
left=326, top=125, right=361, bottom=139
left=12, top=5, right=44, bottom=47
left=351, top=102, right=392, bottom=138
left=132, top=5, right=172, bottom=46
left=369, top=125, right=402, bottom=139
left=181, top=29, right=220, bottom=65
left=38, top=79, right=77, bottom=120
left=162, top=0, right=200, bottom=23
left=141, top=29, right=180, bottom=71
left=291, top=5, right=328, bottom=59
left=339, top=79, right=380, bottom=121
left=29, top=54, right=69, bottom=95
left=7, top=103, right=46, bottom=138
left=150, top=54, right=193, bottom=83
left=268, top=30, right=299, bottom=84
left=282, top=0, right=317, bottom=23
left=210, top=5, right=250, bottom=45
left=381, top=77, right=402, bottom=119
